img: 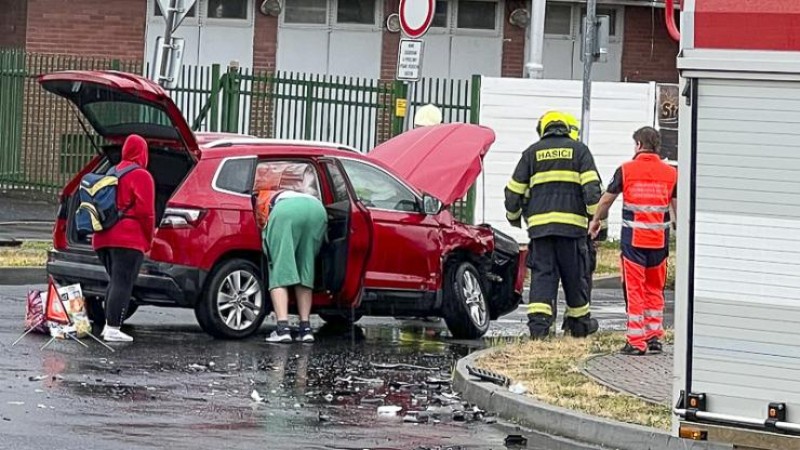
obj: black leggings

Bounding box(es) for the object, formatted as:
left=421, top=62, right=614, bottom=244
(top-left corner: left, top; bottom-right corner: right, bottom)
left=97, top=248, right=144, bottom=327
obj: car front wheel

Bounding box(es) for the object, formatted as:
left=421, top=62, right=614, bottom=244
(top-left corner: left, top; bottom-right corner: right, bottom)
left=195, top=259, right=268, bottom=339
left=442, top=261, right=490, bottom=339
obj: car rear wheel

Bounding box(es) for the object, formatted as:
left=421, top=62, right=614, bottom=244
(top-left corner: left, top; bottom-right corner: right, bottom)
left=442, top=261, right=490, bottom=339
left=318, top=311, right=363, bottom=327
left=195, top=259, right=268, bottom=339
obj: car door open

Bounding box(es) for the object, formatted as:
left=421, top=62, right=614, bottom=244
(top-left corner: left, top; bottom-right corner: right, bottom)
left=319, top=159, right=373, bottom=308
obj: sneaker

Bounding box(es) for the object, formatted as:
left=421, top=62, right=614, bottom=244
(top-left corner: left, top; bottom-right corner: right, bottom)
left=102, top=327, right=133, bottom=343
left=647, top=338, right=663, bottom=353
left=620, top=343, right=647, bottom=356
left=266, top=330, right=292, bottom=343
left=297, top=328, right=315, bottom=343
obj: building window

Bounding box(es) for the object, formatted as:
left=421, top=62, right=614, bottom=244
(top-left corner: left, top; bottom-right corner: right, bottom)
left=155, top=2, right=197, bottom=17
left=580, top=7, right=618, bottom=36
left=208, top=0, right=249, bottom=19
left=285, top=0, right=328, bottom=24
left=432, top=1, right=448, bottom=28
left=337, top=0, right=376, bottom=24
left=544, top=4, right=571, bottom=35
left=456, top=0, right=497, bottom=30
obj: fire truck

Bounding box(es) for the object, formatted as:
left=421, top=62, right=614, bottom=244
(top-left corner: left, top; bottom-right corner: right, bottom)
left=673, top=1, right=800, bottom=449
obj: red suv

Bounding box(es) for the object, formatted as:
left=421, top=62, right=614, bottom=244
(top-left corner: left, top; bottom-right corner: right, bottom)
left=43, top=71, right=526, bottom=340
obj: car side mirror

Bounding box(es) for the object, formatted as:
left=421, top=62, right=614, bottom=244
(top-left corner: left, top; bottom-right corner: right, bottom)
left=422, top=194, right=443, bottom=215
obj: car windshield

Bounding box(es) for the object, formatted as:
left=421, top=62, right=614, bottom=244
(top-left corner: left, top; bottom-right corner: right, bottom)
left=83, top=101, right=180, bottom=140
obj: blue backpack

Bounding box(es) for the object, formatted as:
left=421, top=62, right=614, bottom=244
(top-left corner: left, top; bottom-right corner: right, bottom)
left=75, top=164, right=139, bottom=237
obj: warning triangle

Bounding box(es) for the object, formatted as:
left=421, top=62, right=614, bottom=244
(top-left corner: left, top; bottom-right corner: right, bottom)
left=44, top=278, right=70, bottom=325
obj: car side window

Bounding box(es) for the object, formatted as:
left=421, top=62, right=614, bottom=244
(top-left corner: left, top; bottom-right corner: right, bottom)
left=322, top=161, right=350, bottom=203
left=340, top=159, right=420, bottom=212
left=252, top=160, right=321, bottom=199
left=215, top=158, right=256, bottom=195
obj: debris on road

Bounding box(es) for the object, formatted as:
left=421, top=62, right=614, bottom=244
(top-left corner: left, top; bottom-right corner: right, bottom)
left=28, top=375, right=46, bottom=382
left=7, top=401, right=24, bottom=406
left=372, top=362, right=439, bottom=371
left=505, top=434, right=528, bottom=448
left=188, top=363, right=207, bottom=371
left=250, top=390, right=265, bottom=403
left=377, top=405, right=402, bottom=416
left=508, top=382, right=527, bottom=395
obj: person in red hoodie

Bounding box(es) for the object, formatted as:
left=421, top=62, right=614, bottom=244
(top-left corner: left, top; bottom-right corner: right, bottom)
left=92, top=134, right=155, bottom=343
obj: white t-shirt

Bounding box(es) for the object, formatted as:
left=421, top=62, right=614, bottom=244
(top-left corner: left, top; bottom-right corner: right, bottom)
left=273, top=190, right=317, bottom=205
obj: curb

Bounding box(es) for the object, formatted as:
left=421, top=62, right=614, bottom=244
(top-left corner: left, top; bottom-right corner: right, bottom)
left=0, top=267, right=47, bottom=286
left=454, top=348, right=731, bottom=450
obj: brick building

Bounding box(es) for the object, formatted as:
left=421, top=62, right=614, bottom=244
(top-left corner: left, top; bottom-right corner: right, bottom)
left=1, top=0, right=679, bottom=83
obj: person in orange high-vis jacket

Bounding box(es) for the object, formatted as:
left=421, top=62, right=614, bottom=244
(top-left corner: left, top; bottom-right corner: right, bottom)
left=589, top=127, right=677, bottom=355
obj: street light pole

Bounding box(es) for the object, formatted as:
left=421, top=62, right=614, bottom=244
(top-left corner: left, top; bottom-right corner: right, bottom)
left=158, top=0, right=178, bottom=88
left=580, top=0, right=597, bottom=145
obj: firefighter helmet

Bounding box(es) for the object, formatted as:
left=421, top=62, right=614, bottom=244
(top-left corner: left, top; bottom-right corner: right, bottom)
left=563, top=112, right=580, bottom=141
left=536, top=110, right=571, bottom=137
left=414, top=104, right=443, bottom=127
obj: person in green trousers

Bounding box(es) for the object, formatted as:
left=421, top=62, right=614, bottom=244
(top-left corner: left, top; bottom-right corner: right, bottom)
left=263, top=190, right=328, bottom=343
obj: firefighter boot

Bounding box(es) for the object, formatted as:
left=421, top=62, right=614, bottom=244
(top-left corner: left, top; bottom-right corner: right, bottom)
left=647, top=338, right=663, bottom=354
left=563, top=315, right=599, bottom=338
left=528, top=314, right=552, bottom=340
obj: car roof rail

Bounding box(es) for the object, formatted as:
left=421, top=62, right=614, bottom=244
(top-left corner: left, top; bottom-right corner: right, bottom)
left=204, top=138, right=360, bottom=153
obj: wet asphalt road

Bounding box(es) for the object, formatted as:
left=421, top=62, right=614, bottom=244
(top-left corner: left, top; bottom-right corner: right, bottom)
left=0, top=284, right=672, bottom=450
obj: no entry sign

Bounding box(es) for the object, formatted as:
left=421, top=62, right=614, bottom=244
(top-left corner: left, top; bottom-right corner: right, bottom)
left=399, top=0, right=435, bottom=39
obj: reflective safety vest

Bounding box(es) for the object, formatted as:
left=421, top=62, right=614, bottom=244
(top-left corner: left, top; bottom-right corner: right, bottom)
left=620, top=153, right=677, bottom=249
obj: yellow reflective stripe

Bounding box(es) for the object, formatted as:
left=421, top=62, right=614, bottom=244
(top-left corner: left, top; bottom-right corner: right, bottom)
left=527, top=303, right=553, bottom=316
left=580, top=170, right=600, bottom=185
left=565, top=304, right=590, bottom=318
left=527, top=212, right=588, bottom=228
left=506, top=209, right=522, bottom=220
left=586, top=203, right=598, bottom=215
left=601, top=219, right=608, bottom=230
left=82, top=176, right=119, bottom=197
left=506, top=179, right=528, bottom=195
left=530, top=170, right=580, bottom=186
left=79, top=202, right=103, bottom=232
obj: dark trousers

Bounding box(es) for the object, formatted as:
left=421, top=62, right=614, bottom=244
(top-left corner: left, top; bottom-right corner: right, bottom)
left=587, top=236, right=597, bottom=300
left=97, top=248, right=144, bottom=327
left=527, top=236, right=590, bottom=325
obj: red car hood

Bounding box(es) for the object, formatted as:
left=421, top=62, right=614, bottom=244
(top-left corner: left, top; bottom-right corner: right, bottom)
left=369, top=123, right=495, bottom=205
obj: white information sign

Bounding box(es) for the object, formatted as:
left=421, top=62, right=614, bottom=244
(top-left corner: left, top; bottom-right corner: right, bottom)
left=396, top=39, right=424, bottom=81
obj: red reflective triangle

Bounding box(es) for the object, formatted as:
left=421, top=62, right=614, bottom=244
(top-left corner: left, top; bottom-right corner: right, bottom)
left=44, top=278, right=70, bottom=325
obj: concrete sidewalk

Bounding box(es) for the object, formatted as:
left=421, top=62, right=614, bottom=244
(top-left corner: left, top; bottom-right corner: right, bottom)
left=583, top=345, right=673, bottom=405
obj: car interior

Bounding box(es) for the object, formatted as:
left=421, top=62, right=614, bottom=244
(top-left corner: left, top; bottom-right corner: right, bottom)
left=67, top=144, right=194, bottom=246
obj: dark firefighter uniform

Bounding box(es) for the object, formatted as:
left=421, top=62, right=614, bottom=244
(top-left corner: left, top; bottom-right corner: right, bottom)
left=607, top=153, right=677, bottom=352
left=505, top=111, right=602, bottom=338
left=562, top=112, right=608, bottom=301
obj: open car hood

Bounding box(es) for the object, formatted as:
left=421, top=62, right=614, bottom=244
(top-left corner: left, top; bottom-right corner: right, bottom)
left=369, top=123, right=495, bottom=205
left=38, top=71, right=199, bottom=159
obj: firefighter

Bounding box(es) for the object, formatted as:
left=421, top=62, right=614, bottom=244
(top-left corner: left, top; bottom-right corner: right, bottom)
left=505, top=111, right=602, bottom=339
left=562, top=113, right=608, bottom=302
left=589, top=126, right=677, bottom=355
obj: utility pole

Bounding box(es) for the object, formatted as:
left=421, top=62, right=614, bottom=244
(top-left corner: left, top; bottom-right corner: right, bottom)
left=158, top=0, right=179, bottom=88
left=580, top=0, right=597, bottom=145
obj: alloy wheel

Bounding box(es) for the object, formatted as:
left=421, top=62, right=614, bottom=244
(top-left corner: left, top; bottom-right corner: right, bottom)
left=216, top=270, right=263, bottom=331
left=461, top=270, right=487, bottom=327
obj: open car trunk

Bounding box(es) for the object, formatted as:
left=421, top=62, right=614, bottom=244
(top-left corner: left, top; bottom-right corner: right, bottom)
left=66, top=144, right=194, bottom=247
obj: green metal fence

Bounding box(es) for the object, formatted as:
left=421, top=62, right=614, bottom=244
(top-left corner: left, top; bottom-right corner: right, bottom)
left=0, top=50, right=141, bottom=195
left=0, top=50, right=477, bottom=222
